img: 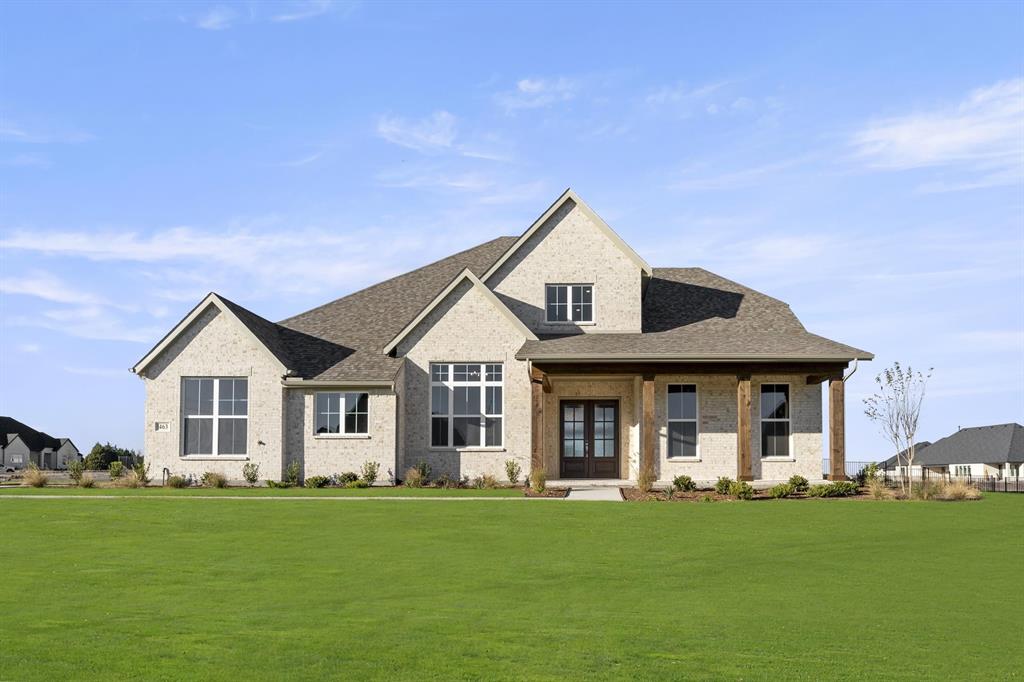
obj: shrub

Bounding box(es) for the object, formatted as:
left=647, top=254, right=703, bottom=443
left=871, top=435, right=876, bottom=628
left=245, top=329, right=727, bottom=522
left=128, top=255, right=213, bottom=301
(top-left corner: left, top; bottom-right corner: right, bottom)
left=360, top=460, right=380, bottom=485
left=117, top=471, right=144, bottom=488
left=266, top=479, right=293, bottom=489
left=505, top=460, right=522, bottom=486
left=284, top=460, right=301, bottom=486
left=529, top=469, right=546, bottom=493
left=855, top=463, right=880, bottom=486
left=637, top=469, right=656, bottom=494
left=201, top=471, right=227, bottom=488
left=304, top=475, right=331, bottom=489
left=166, top=475, right=189, bottom=488
left=769, top=483, right=796, bottom=499
left=808, top=481, right=859, bottom=498
left=345, top=479, right=369, bottom=489
left=24, top=465, right=48, bottom=488
left=335, top=471, right=359, bottom=485
left=108, top=461, right=125, bottom=479
left=242, top=462, right=260, bottom=487
left=787, top=474, right=809, bottom=492
left=67, top=458, right=85, bottom=484
left=673, top=475, right=696, bottom=492
left=133, top=461, right=151, bottom=486
left=729, top=480, right=754, bottom=500
left=78, top=473, right=96, bottom=488
left=404, top=466, right=426, bottom=488
left=413, top=461, right=431, bottom=483
left=939, top=480, right=981, bottom=501
left=912, top=480, right=945, bottom=500
left=715, top=477, right=734, bottom=495
left=700, top=493, right=715, bottom=503
left=867, top=478, right=891, bottom=500
left=472, top=474, right=499, bottom=489
left=433, top=473, right=462, bottom=489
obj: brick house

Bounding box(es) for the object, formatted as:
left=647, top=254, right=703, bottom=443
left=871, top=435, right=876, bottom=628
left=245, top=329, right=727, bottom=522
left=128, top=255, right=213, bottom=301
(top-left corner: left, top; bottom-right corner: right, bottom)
left=132, top=189, right=872, bottom=485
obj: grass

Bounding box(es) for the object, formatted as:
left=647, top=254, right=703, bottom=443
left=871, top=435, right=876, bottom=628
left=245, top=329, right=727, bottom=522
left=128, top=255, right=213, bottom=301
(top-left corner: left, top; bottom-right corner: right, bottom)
left=0, top=494, right=1019, bottom=680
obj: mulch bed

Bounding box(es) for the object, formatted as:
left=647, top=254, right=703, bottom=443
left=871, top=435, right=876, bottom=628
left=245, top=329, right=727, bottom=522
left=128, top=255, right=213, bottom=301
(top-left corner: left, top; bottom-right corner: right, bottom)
left=621, top=487, right=872, bottom=502
left=523, top=487, right=570, bottom=498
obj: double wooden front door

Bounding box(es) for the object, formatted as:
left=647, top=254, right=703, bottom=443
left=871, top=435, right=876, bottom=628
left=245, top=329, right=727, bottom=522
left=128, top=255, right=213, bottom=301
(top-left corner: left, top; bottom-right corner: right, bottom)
left=559, top=400, right=619, bottom=479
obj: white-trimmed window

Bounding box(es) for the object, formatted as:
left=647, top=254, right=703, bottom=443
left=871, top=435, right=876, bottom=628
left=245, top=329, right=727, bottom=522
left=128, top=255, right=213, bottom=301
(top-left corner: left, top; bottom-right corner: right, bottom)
left=315, top=392, right=369, bottom=435
left=430, top=363, right=503, bottom=448
left=955, top=465, right=970, bottom=477
left=545, top=284, right=594, bottom=323
left=760, top=383, right=790, bottom=458
left=182, top=378, right=248, bottom=456
left=667, top=384, right=698, bottom=458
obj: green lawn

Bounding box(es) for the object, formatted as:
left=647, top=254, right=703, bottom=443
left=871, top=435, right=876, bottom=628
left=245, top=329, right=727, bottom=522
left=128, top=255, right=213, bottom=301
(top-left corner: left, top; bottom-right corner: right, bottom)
left=1, top=494, right=1019, bottom=680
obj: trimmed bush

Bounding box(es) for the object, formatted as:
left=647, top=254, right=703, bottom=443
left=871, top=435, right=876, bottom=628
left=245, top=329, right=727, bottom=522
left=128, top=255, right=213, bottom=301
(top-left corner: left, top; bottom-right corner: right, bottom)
left=335, top=472, right=359, bottom=485
left=304, top=475, right=331, bottom=489
left=404, top=467, right=426, bottom=488
left=472, top=474, right=499, bottom=489
left=201, top=471, right=228, bottom=488
left=769, top=483, right=796, bottom=499
left=360, top=461, right=380, bottom=486
left=266, top=480, right=293, bottom=489
left=529, top=469, right=546, bottom=493
left=787, top=475, right=809, bottom=492
left=166, top=475, right=189, bottom=488
left=284, top=460, right=301, bottom=486
left=505, top=460, right=522, bottom=486
left=24, top=465, right=49, bottom=488
left=345, top=479, right=369, bottom=489
left=729, top=480, right=754, bottom=500
left=242, top=462, right=260, bottom=487
left=108, top=461, right=125, bottom=479
left=715, top=477, right=734, bottom=495
left=808, top=481, right=859, bottom=498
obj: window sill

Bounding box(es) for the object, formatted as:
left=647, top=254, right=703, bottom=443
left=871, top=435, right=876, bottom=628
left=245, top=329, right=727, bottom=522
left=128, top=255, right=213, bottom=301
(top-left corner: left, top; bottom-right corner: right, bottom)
left=428, top=447, right=506, bottom=453
left=544, top=321, right=596, bottom=326
left=314, top=434, right=371, bottom=440
left=179, top=455, right=249, bottom=461
left=761, top=457, right=796, bottom=462
left=666, top=457, right=702, bottom=463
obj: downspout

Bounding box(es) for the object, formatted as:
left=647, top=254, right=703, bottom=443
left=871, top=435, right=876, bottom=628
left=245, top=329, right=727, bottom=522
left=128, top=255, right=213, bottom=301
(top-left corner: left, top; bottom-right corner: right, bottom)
left=843, top=358, right=859, bottom=382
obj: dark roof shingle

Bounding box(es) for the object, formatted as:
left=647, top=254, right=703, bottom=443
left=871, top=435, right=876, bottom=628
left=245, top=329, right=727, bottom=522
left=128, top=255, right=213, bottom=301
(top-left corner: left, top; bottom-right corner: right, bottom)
left=1, top=416, right=62, bottom=452
left=912, top=424, right=1024, bottom=466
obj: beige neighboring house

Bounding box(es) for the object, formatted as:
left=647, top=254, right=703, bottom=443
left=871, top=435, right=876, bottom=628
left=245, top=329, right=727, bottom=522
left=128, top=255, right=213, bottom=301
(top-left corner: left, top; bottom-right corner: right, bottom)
left=132, top=189, right=872, bottom=485
left=880, top=424, right=1024, bottom=480
left=1, top=416, right=79, bottom=471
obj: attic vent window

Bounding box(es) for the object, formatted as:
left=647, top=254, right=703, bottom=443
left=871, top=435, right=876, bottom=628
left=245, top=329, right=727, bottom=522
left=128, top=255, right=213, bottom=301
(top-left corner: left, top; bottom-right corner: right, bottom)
left=545, top=284, right=594, bottom=323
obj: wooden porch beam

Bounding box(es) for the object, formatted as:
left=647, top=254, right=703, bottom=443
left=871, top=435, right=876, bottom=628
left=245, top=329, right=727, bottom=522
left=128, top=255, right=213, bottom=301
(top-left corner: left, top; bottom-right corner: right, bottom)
left=530, top=366, right=552, bottom=393
left=737, top=375, right=753, bottom=481
left=533, top=361, right=848, bottom=376
left=807, top=371, right=843, bottom=385
left=641, top=374, right=655, bottom=483
left=530, top=372, right=545, bottom=472
left=828, top=378, right=847, bottom=481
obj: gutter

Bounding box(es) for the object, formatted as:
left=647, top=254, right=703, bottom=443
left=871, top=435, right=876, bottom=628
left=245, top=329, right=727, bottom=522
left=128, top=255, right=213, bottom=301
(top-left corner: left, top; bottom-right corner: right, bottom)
left=517, top=353, right=874, bottom=363
left=281, top=378, right=395, bottom=390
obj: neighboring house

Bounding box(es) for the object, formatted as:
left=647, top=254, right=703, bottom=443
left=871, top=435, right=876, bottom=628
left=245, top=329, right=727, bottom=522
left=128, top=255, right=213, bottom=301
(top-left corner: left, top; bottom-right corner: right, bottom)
left=132, top=189, right=872, bottom=485
left=881, top=424, right=1023, bottom=480
left=878, top=441, right=932, bottom=479
left=1, top=416, right=79, bottom=470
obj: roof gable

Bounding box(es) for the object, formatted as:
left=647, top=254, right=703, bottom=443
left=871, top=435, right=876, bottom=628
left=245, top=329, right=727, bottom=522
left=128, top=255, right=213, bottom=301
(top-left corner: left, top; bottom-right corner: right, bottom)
left=0, top=416, right=63, bottom=452
left=132, top=293, right=291, bottom=376
left=915, top=423, right=1024, bottom=466
left=481, top=188, right=652, bottom=283
left=383, top=269, right=537, bottom=355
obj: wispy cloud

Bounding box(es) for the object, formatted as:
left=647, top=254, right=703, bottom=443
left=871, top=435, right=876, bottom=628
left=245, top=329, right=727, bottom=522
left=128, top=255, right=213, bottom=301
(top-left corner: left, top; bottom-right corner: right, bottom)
left=670, top=155, right=816, bottom=192
left=957, top=330, right=1024, bottom=353
left=195, top=6, right=236, bottom=31
left=279, top=149, right=326, bottom=167
left=0, top=272, right=107, bottom=305
left=851, top=78, right=1023, bottom=191
left=494, top=77, right=578, bottom=111
left=377, top=168, right=495, bottom=192
left=1, top=153, right=50, bottom=168
left=271, top=0, right=337, bottom=23
left=16, top=343, right=40, bottom=353
left=0, top=120, right=94, bottom=144
left=376, top=110, right=457, bottom=152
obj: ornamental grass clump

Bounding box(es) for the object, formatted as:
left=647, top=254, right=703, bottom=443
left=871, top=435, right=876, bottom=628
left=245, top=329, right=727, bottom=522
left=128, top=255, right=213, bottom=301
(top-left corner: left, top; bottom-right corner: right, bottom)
left=24, top=465, right=48, bottom=488
left=404, top=467, right=426, bottom=488
left=166, top=475, right=189, bottom=488
left=939, top=480, right=981, bottom=501
left=78, top=473, right=96, bottom=488
left=200, top=471, right=228, bottom=488
left=529, top=469, right=546, bottom=493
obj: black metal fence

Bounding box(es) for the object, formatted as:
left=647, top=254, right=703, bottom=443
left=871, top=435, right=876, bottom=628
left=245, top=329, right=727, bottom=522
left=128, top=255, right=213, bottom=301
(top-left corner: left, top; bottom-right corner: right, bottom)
left=821, top=460, right=876, bottom=479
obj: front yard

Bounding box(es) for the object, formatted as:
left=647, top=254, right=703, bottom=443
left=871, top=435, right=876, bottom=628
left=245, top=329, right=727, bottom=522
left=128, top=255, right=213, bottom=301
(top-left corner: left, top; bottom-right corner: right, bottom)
left=0, top=494, right=1019, bottom=680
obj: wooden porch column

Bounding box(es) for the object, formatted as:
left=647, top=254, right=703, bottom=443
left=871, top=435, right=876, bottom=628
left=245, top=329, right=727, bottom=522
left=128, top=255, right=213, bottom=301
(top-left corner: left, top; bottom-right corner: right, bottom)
left=737, top=375, right=753, bottom=481
left=641, top=374, right=655, bottom=482
left=828, top=378, right=847, bottom=481
left=530, top=367, right=546, bottom=473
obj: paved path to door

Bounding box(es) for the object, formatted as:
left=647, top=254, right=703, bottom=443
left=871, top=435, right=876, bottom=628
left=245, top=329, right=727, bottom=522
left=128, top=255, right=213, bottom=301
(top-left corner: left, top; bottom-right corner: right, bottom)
left=565, top=487, right=623, bottom=501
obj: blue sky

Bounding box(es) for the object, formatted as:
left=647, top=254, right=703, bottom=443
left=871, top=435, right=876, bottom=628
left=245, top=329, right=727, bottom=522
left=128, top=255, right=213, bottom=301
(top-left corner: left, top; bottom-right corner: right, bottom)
left=1, top=0, right=1021, bottom=459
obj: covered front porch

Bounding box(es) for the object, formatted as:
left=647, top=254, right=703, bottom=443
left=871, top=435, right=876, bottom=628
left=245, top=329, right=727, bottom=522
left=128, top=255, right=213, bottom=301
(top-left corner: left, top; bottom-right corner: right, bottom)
left=529, top=361, right=851, bottom=484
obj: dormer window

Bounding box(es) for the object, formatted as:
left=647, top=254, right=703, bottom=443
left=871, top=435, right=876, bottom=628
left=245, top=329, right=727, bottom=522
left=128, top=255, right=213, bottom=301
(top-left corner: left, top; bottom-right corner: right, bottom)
left=545, top=284, right=594, bottom=323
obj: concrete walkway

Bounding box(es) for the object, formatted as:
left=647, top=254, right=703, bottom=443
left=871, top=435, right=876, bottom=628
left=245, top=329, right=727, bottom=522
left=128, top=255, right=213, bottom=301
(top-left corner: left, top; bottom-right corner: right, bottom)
left=565, top=487, right=623, bottom=501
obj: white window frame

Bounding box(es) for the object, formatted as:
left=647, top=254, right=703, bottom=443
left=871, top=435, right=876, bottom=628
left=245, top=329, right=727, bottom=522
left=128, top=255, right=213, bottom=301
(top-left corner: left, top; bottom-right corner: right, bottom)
left=666, top=383, right=700, bottom=460
left=759, top=382, right=793, bottom=460
left=429, top=363, right=504, bottom=450
left=181, top=377, right=248, bottom=459
left=544, top=283, right=595, bottom=324
left=313, top=392, right=370, bottom=438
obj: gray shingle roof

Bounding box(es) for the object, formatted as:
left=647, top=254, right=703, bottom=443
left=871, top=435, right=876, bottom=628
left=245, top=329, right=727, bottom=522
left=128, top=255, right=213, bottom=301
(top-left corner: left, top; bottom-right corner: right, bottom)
left=1, top=416, right=63, bottom=451
left=517, top=268, right=872, bottom=361
left=911, top=424, right=1024, bottom=466
left=879, top=442, right=932, bottom=468
left=276, top=236, right=519, bottom=381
